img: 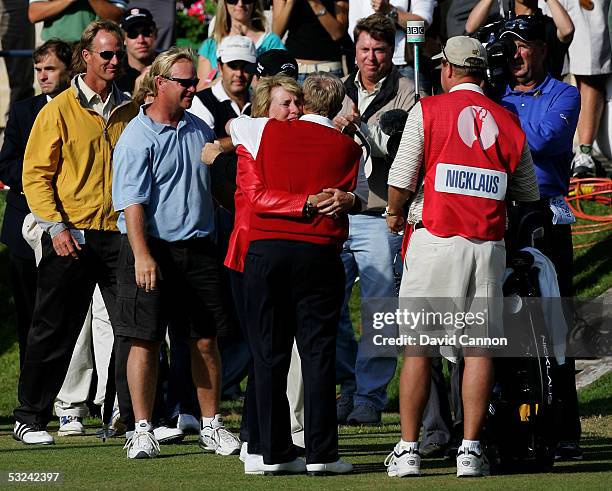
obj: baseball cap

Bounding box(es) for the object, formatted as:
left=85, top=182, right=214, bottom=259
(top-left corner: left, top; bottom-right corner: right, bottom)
left=499, top=15, right=546, bottom=43
left=217, top=35, right=256, bottom=64
left=432, top=35, right=487, bottom=69
left=245, top=49, right=298, bottom=79
left=121, top=7, right=156, bottom=30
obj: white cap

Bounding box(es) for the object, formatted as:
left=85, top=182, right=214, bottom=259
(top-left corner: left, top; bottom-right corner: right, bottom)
left=217, top=35, right=256, bottom=64
left=431, top=36, right=487, bottom=69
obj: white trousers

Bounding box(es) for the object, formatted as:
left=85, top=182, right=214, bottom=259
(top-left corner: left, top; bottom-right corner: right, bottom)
left=54, top=286, right=114, bottom=417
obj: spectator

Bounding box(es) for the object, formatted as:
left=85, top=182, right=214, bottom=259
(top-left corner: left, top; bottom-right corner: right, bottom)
left=272, top=0, right=348, bottom=83
left=28, top=0, right=127, bottom=42
left=331, top=14, right=415, bottom=426
left=565, top=0, right=612, bottom=176
left=191, top=35, right=254, bottom=147
left=0, top=0, right=35, bottom=112
left=13, top=20, right=138, bottom=446
left=116, top=7, right=158, bottom=94
left=135, top=0, right=176, bottom=50
left=0, top=39, right=72, bottom=369
left=498, top=16, right=583, bottom=461
left=112, top=46, right=241, bottom=460
left=230, top=72, right=361, bottom=475
left=385, top=36, right=540, bottom=477
left=197, top=0, right=284, bottom=89
left=466, top=0, right=574, bottom=80
left=348, top=0, right=435, bottom=83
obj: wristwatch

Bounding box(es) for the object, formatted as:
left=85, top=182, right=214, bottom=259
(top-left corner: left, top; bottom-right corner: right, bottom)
left=315, top=7, right=327, bottom=17
left=387, top=7, right=398, bottom=22
left=303, top=199, right=318, bottom=218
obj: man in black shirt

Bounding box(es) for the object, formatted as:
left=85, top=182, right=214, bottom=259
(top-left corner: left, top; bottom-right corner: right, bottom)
left=116, top=7, right=158, bottom=95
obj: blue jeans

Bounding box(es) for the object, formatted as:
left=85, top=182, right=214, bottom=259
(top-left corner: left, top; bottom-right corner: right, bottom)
left=336, top=213, right=403, bottom=411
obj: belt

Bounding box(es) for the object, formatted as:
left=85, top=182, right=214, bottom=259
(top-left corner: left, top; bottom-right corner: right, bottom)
left=298, top=61, right=343, bottom=74
left=413, top=221, right=425, bottom=230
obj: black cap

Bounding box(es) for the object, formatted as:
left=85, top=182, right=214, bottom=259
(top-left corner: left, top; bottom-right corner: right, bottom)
left=499, top=15, right=546, bottom=43
left=245, top=49, right=299, bottom=79
left=121, top=7, right=156, bottom=31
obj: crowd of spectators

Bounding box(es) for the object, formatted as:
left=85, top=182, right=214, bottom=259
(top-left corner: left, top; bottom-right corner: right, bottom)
left=0, top=0, right=609, bottom=477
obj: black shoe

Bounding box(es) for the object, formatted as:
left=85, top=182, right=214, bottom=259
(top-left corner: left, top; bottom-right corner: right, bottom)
left=346, top=404, right=381, bottom=426
left=555, top=441, right=584, bottom=461
left=420, top=442, right=448, bottom=458
left=336, top=394, right=353, bottom=424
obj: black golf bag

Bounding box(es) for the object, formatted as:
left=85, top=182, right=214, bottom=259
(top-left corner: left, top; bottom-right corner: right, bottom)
left=486, top=204, right=558, bottom=473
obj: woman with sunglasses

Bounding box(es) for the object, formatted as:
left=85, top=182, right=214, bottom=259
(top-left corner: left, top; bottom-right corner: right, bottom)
left=272, top=0, right=349, bottom=83
left=197, top=0, right=285, bottom=90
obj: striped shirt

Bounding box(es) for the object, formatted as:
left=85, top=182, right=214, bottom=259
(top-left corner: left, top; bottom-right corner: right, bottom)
left=388, top=84, right=540, bottom=224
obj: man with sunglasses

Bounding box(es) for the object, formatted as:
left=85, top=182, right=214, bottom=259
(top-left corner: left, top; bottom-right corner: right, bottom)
left=498, top=17, right=583, bottom=462
left=112, top=47, right=241, bottom=460
left=116, top=7, right=158, bottom=95
left=14, top=20, right=138, bottom=446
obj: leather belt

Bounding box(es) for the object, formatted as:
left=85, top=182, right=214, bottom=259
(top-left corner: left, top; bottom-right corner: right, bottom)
left=413, top=221, right=425, bottom=230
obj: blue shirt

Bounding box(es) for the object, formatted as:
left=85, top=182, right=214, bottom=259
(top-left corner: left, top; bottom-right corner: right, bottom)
left=500, top=75, right=580, bottom=198
left=112, top=106, right=216, bottom=241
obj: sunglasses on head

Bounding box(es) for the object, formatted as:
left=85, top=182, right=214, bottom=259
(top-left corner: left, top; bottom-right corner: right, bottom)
left=92, top=50, right=125, bottom=61
left=127, top=26, right=154, bottom=39
left=162, top=76, right=199, bottom=88
left=226, top=0, right=256, bottom=5
left=502, top=16, right=544, bottom=41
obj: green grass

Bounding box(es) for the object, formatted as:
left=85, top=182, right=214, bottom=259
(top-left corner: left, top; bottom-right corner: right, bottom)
left=0, top=193, right=611, bottom=488
left=572, top=201, right=612, bottom=298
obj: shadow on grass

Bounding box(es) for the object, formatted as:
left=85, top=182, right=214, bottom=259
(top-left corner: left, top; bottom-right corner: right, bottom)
left=574, top=239, right=612, bottom=296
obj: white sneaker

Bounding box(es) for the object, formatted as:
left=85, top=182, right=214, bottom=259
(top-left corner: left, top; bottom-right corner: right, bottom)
left=239, top=441, right=248, bottom=462
left=456, top=446, right=490, bottom=477
left=177, top=413, right=200, bottom=434
left=153, top=425, right=185, bottom=444
left=58, top=415, right=85, bottom=436
left=13, top=422, right=54, bottom=445
left=385, top=442, right=421, bottom=477
left=110, top=406, right=126, bottom=437
left=244, top=453, right=265, bottom=475
left=306, top=459, right=353, bottom=475
left=199, top=416, right=241, bottom=456
left=261, top=457, right=306, bottom=475
left=124, top=421, right=160, bottom=459
left=572, top=151, right=596, bottom=177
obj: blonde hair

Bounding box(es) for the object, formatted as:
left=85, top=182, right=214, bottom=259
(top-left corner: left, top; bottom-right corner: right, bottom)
left=149, top=47, right=196, bottom=96
left=212, top=0, right=267, bottom=45
left=251, top=75, right=303, bottom=117
left=132, top=72, right=156, bottom=106
left=303, top=72, right=345, bottom=119
left=71, top=20, right=123, bottom=74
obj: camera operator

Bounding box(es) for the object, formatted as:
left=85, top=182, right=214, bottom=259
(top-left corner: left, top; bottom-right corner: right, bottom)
left=498, top=18, right=583, bottom=461
left=466, top=0, right=573, bottom=80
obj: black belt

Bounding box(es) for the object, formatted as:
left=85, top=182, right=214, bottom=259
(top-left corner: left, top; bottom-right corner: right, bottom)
left=413, top=221, right=425, bottom=230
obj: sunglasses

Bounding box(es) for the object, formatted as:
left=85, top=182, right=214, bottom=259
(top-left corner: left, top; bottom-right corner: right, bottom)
left=127, top=26, right=154, bottom=39
left=92, top=50, right=125, bottom=61
left=502, top=16, right=545, bottom=41
left=226, top=0, right=256, bottom=5
left=162, top=76, right=199, bottom=88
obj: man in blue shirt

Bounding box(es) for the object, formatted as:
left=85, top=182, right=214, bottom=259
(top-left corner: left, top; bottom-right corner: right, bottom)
left=499, top=16, right=583, bottom=461
left=112, top=47, right=241, bottom=460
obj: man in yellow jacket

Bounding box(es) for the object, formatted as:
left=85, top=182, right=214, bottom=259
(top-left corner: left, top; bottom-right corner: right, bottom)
left=13, top=19, right=138, bottom=445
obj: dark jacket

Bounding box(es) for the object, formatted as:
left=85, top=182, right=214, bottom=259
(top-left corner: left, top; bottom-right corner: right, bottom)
left=0, top=94, right=47, bottom=259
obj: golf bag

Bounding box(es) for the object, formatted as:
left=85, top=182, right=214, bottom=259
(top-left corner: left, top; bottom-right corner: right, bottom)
left=487, top=205, right=558, bottom=473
